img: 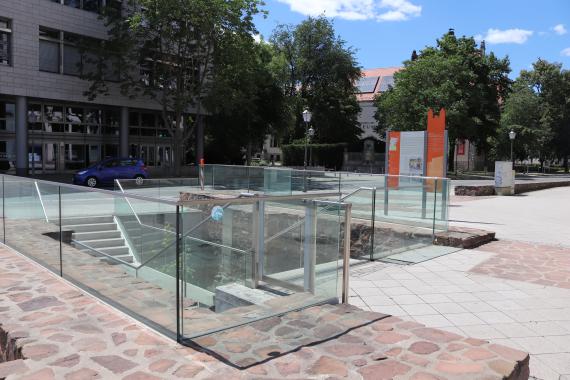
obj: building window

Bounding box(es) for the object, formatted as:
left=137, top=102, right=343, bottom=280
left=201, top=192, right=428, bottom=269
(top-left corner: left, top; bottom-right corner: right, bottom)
left=0, top=18, right=12, bottom=66
left=0, top=101, right=15, bottom=132
left=39, top=27, right=61, bottom=73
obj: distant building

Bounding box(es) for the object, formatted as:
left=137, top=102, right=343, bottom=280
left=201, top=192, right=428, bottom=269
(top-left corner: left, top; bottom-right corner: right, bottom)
left=343, top=67, right=400, bottom=172
left=355, top=67, right=400, bottom=141
left=0, top=0, right=189, bottom=176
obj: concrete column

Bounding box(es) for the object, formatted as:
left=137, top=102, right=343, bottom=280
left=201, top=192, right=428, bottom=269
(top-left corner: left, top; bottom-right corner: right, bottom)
left=15, top=96, right=28, bottom=176
left=120, top=106, right=129, bottom=157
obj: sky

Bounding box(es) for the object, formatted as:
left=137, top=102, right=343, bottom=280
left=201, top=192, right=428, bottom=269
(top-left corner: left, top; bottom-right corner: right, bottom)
left=254, top=0, right=570, bottom=77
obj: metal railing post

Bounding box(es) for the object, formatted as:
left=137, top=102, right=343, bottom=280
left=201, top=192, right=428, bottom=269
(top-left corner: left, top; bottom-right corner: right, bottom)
left=2, top=176, right=5, bottom=244
left=255, top=200, right=264, bottom=283
left=384, top=176, right=389, bottom=216
left=432, top=179, right=438, bottom=238
left=370, top=188, right=376, bottom=261
left=175, top=205, right=181, bottom=342
left=341, top=203, right=352, bottom=304
left=421, top=178, right=427, bottom=219
left=58, top=186, right=62, bottom=276
left=441, top=179, right=448, bottom=221
left=251, top=200, right=264, bottom=288
left=303, top=201, right=317, bottom=293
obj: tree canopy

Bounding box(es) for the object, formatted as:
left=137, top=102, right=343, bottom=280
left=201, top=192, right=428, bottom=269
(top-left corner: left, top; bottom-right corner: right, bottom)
left=375, top=30, right=511, bottom=168
left=270, top=17, right=362, bottom=144
left=81, top=0, right=264, bottom=171
left=495, top=59, right=570, bottom=169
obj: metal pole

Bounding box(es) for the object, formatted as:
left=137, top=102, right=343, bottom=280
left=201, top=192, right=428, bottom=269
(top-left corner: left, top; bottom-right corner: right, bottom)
left=510, top=140, right=514, bottom=166
left=255, top=200, right=265, bottom=283
left=432, top=179, right=438, bottom=238
left=383, top=175, right=389, bottom=216
left=175, top=205, right=181, bottom=342
left=370, top=187, right=376, bottom=261
left=303, top=201, right=317, bottom=293
left=59, top=186, right=62, bottom=276
left=341, top=203, right=352, bottom=304
left=2, top=176, right=5, bottom=244
left=304, top=122, right=308, bottom=171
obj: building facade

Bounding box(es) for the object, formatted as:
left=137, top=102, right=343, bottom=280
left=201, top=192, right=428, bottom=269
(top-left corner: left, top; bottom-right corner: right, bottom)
left=342, top=67, right=400, bottom=172
left=0, top=0, right=177, bottom=175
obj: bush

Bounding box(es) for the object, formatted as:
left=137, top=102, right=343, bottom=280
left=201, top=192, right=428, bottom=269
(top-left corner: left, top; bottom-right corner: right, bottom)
left=282, top=143, right=347, bottom=170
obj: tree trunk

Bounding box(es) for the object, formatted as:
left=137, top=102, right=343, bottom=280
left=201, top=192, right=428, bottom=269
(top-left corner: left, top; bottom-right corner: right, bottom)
left=173, top=112, right=183, bottom=177
left=246, top=141, right=252, bottom=166
left=564, top=156, right=569, bottom=173
left=195, top=117, right=204, bottom=165
left=448, top=139, right=456, bottom=174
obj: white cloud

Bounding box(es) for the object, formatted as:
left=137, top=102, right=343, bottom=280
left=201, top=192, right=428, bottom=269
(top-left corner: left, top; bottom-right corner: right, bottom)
left=479, top=28, right=533, bottom=44
left=276, top=0, right=421, bottom=22
left=252, top=34, right=262, bottom=43
left=553, top=24, right=567, bottom=35
left=562, top=47, right=570, bottom=57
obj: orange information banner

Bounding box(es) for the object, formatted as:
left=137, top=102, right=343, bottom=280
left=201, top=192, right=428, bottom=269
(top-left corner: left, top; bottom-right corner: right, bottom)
left=387, top=131, right=401, bottom=188
left=426, top=108, right=446, bottom=190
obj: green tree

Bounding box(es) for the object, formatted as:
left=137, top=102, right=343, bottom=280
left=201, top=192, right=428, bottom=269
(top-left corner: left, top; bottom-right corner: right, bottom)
left=375, top=30, right=511, bottom=170
left=204, top=37, right=286, bottom=164
left=519, top=59, right=570, bottom=171
left=270, top=17, right=362, bottom=144
left=81, top=0, right=264, bottom=173
left=491, top=79, right=552, bottom=166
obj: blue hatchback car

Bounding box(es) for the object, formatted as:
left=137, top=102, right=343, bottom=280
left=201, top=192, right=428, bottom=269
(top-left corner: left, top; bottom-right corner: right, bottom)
left=73, top=158, right=149, bottom=187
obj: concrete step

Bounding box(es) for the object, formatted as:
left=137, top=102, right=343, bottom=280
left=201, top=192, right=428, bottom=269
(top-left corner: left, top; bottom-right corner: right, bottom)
left=99, top=246, right=130, bottom=256
left=66, top=223, right=118, bottom=233
left=102, top=254, right=134, bottom=264
left=60, top=215, right=114, bottom=226
left=72, top=230, right=121, bottom=241
left=79, top=238, right=126, bottom=249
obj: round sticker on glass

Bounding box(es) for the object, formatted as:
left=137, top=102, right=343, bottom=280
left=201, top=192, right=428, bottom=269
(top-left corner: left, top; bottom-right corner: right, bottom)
left=211, top=206, right=224, bottom=222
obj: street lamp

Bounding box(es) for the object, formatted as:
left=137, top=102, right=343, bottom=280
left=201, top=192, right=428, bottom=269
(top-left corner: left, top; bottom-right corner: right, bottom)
left=302, top=109, right=313, bottom=171
left=509, top=130, right=516, bottom=166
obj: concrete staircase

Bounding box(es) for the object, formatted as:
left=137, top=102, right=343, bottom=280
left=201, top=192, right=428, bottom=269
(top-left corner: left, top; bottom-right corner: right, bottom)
left=61, top=215, right=136, bottom=264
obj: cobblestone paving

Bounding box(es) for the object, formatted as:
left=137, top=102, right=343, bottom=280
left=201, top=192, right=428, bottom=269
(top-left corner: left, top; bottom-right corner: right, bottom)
left=0, top=245, right=530, bottom=379
left=351, top=246, right=570, bottom=379
left=472, top=240, right=570, bottom=289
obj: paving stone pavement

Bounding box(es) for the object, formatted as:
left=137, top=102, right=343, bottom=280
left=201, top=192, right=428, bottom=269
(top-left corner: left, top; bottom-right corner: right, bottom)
left=0, top=244, right=530, bottom=379
left=350, top=244, right=570, bottom=380
left=472, top=240, right=570, bottom=289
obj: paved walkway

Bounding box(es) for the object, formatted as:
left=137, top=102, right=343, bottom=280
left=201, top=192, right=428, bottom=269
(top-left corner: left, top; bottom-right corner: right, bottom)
left=350, top=241, right=570, bottom=379
left=449, top=187, right=570, bottom=247
left=0, top=244, right=529, bottom=379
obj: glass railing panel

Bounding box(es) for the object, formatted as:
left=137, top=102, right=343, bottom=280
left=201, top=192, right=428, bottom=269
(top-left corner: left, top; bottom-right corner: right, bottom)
left=263, top=167, right=292, bottom=195
left=339, top=188, right=374, bottom=260
left=115, top=178, right=201, bottom=201
left=3, top=177, right=61, bottom=274
left=314, top=201, right=344, bottom=300
left=433, top=178, right=450, bottom=232
left=179, top=197, right=347, bottom=339
left=58, top=184, right=179, bottom=337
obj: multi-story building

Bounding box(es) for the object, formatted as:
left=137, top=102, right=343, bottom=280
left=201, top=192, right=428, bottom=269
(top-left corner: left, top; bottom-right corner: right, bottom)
left=0, top=0, right=179, bottom=175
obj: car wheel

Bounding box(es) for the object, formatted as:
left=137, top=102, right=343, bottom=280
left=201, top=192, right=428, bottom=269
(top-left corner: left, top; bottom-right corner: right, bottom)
left=134, top=175, right=144, bottom=186
left=86, top=177, right=98, bottom=188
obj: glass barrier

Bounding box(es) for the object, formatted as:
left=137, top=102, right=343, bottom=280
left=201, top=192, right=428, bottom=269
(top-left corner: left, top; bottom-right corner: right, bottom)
left=179, top=197, right=347, bottom=339
left=0, top=174, right=349, bottom=343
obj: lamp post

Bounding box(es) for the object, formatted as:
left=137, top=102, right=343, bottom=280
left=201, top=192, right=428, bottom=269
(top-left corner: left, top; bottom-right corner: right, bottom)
left=509, top=130, right=516, bottom=166
left=302, top=109, right=313, bottom=171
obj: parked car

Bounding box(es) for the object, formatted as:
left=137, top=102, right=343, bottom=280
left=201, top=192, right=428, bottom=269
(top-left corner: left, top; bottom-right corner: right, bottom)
left=73, top=158, right=149, bottom=188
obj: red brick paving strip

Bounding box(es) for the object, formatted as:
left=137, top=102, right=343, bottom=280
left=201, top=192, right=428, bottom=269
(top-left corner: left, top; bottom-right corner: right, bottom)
left=0, top=246, right=530, bottom=379
left=471, top=240, right=570, bottom=289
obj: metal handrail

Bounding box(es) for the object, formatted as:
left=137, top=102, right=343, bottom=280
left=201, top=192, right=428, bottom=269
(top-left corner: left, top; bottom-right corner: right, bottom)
left=264, top=188, right=368, bottom=245
left=115, top=180, right=142, bottom=225
left=34, top=181, right=49, bottom=223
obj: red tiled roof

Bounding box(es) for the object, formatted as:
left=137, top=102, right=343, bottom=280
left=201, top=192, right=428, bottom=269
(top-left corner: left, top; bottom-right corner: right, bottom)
left=356, top=67, right=401, bottom=102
